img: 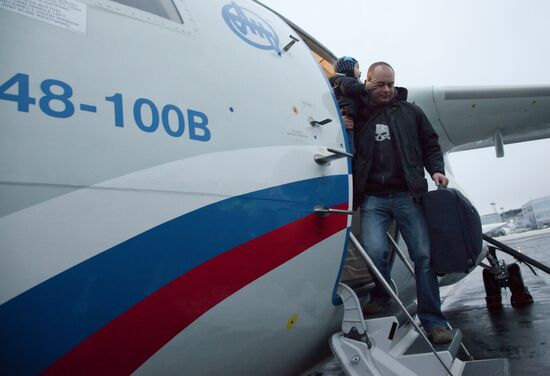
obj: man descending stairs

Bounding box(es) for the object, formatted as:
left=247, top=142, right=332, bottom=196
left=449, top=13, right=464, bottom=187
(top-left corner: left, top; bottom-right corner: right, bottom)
left=329, top=234, right=510, bottom=376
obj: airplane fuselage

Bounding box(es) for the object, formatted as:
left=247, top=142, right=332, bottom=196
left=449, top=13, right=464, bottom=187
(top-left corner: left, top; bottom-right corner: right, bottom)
left=1, top=1, right=353, bottom=374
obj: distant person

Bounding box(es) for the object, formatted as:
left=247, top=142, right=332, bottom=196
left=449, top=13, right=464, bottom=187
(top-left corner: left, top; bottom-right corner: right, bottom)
left=329, top=56, right=376, bottom=153
left=352, top=61, right=453, bottom=344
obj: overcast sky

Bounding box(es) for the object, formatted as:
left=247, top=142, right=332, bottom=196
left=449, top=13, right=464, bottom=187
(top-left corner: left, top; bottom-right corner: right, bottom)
left=262, top=0, right=550, bottom=215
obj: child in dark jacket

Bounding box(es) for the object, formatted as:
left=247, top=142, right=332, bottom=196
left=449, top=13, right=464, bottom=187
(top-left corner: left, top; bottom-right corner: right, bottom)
left=329, top=56, right=373, bottom=153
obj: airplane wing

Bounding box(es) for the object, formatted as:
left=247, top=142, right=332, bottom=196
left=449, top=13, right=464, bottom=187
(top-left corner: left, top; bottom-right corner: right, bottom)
left=426, top=85, right=550, bottom=153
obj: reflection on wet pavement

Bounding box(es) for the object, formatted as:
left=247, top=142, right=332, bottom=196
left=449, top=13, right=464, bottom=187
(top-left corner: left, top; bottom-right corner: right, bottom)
left=443, top=231, right=550, bottom=375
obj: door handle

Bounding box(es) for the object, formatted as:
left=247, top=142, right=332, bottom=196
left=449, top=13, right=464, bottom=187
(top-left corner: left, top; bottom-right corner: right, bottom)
left=314, top=205, right=353, bottom=217
left=279, top=35, right=300, bottom=55
left=314, top=148, right=353, bottom=166
left=310, top=118, right=332, bottom=127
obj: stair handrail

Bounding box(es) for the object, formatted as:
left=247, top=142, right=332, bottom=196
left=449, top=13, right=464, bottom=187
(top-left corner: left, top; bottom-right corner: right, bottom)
left=349, top=232, right=453, bottom=376
left=387, top=233, right=474, bottom=360
left=482, top=234, right=550, bottom=275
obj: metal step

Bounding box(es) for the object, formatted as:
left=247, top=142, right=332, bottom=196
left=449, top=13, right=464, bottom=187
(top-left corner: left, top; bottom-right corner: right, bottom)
left=403, top=328, right=461, bottom=357
left=331, top=281, right=511, bottom=376
left=331, top=234, right=511, bottom=376
left=364, top=298, right=417, bottom=328
left=332, top=283, right=456, bottom=376
left=462, top=358, right=510, bottom=376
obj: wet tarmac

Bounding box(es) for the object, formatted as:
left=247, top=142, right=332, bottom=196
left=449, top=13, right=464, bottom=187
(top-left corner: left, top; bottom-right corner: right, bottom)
left=442, top=229, right=550, bottom=375
left=312, top=229, right=550, bottom=375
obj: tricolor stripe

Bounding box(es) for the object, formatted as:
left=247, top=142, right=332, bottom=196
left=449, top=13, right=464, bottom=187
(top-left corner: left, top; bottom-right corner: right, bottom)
left=45, top=204, right=348, bottom=375
left=0, top=175, right=348, bottom=375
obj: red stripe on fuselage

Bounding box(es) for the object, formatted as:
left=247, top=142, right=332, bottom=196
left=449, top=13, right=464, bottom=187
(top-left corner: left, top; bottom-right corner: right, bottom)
left=44, top=203, right=348, bottom=375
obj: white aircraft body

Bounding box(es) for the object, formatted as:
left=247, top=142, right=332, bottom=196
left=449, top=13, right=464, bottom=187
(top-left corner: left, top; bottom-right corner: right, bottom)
left=1, top=1, right=549, bottom=375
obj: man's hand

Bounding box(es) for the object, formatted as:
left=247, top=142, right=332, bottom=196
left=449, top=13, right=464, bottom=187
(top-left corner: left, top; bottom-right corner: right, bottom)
left=432, top=172, right=449, bottom=187
left=365, top=79, right=379, bottom=91
left=342, top=115, right=355, bottom=130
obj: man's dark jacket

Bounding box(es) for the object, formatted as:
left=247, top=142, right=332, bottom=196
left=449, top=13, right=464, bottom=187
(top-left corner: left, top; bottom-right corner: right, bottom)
left=352, top=88, right=445, bottom=209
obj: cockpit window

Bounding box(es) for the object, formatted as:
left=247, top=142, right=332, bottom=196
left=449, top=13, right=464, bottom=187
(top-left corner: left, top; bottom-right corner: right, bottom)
left=111, top=0, right=183, bottom=24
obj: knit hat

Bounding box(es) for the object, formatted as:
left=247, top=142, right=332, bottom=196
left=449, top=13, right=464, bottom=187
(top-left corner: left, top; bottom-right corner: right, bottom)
left=334, top=56, right=358, bottom=76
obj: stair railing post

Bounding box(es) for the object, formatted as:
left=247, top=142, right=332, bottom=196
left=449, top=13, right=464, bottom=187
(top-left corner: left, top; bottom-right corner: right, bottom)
left=386, top=232, right=474, bottom=361
left=349, top=233, right=453, bottom=376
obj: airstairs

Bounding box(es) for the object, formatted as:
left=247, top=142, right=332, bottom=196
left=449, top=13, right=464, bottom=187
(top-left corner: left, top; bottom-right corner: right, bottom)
left=330, top=233, right=510, bottom=376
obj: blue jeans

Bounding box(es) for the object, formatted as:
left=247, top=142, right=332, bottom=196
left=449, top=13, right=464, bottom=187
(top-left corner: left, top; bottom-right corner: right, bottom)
left=360, top=192, right=448, bottom=331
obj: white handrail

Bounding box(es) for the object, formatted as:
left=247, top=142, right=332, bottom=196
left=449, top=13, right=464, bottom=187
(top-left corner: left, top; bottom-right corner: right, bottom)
left=349, top=233, right=454, bottom=376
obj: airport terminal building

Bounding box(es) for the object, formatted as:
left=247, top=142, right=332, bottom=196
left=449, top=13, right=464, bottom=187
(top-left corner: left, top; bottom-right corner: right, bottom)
left=522, top=195, right=550, bottom=229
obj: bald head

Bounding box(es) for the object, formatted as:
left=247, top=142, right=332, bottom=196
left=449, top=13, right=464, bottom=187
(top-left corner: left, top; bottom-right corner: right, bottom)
left=366, top=62, right=395, bottom=81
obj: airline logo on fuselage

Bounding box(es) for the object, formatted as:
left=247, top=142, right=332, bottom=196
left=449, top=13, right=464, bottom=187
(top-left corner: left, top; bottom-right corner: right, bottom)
left=222, top=1, right=280, bottom=55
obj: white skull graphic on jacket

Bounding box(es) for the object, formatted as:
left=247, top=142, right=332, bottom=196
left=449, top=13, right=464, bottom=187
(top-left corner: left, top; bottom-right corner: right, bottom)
left=375, top=123, right=391, bottom=142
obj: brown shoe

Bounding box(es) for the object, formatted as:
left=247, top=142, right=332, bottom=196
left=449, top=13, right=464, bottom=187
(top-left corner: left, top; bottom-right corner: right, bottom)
left=429, top=327, right=453, bottom=345
left=362, top=301, right=390, bottom=315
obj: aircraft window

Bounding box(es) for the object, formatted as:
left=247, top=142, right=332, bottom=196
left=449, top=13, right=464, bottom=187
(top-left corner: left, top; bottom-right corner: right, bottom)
left=110, top=0, right=183, bottom=24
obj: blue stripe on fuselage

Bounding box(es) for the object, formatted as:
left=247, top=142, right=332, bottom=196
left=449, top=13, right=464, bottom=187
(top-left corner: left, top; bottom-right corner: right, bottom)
left=0, top=175, right=348, bottom=375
